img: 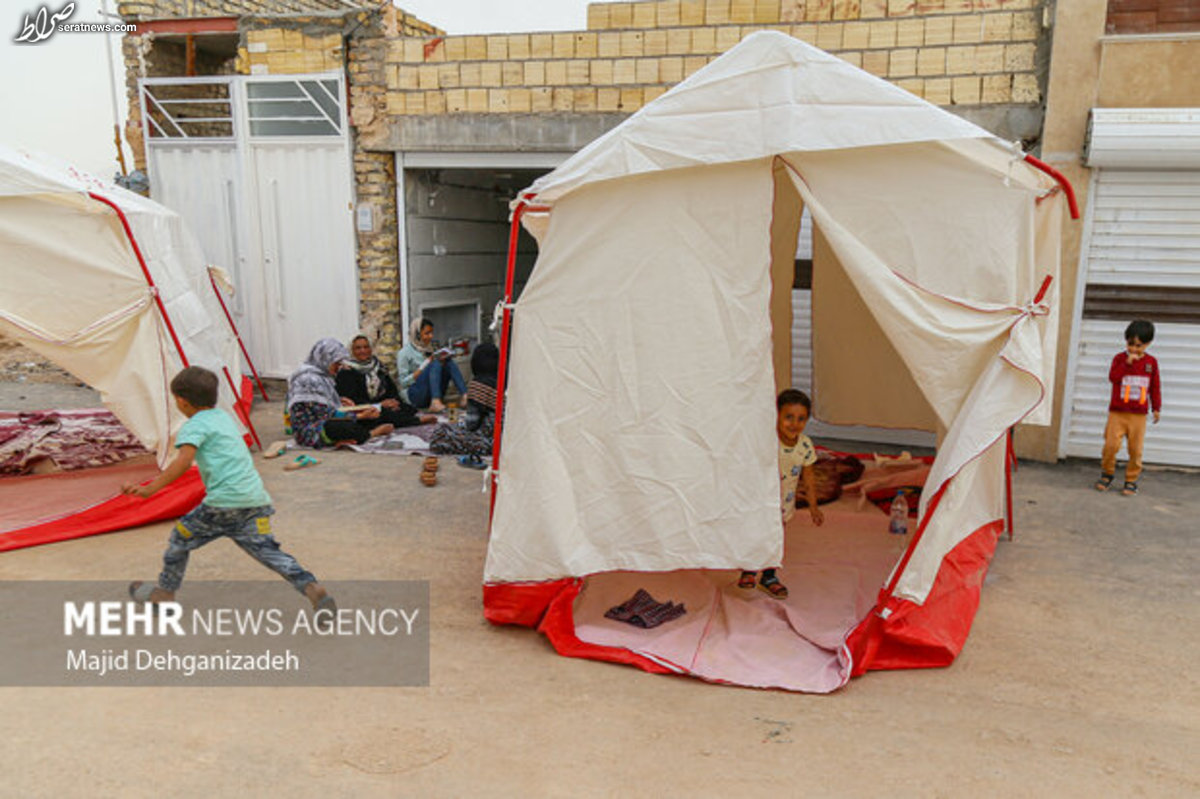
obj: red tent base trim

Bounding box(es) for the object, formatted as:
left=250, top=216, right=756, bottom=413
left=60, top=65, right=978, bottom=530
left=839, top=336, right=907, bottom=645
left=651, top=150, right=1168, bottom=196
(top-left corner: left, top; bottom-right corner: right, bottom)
left=0, top=467, right=205, bottom=552
left=484, top=517, right=1007, bottom=688
left=484, top=579, right=681, bottom=676
left=846, top=519, right=1005, bottom=675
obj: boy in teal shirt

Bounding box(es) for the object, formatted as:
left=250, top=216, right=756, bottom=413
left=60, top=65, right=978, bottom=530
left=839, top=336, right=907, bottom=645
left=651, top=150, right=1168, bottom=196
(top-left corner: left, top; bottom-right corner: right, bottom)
left=123, top=366, right=333, bottom=613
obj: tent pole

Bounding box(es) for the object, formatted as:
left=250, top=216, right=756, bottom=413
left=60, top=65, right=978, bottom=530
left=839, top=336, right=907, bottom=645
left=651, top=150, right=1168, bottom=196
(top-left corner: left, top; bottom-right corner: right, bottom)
left=1005, top=428, right=1016, bottom=541
left=87, top=192, right=190, bottom=369
left=209, top=270, right=270, bottom=401
left=488, top=195, right=548, bottom=526
left=488, top=198, right=527, bottom=525
left=223, top=366, right=263, bottom=451
left=1023, top=154, right=1079, bottom=220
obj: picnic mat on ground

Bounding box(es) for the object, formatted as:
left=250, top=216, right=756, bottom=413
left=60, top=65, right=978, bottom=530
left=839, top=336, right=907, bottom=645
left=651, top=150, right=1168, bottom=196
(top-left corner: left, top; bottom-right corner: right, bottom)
left=281, top=422, right=441, bottom=457
left=0, top=409, right=151, bottom=475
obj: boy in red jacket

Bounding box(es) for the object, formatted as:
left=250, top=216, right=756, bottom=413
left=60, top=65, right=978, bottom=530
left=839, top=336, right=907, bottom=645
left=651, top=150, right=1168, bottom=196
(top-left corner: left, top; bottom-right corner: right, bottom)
left=1095, top=320, right=1162, bottom=496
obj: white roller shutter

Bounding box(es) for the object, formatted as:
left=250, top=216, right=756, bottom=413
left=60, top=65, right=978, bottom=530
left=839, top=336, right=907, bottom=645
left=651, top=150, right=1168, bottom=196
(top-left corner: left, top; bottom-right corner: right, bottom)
left=1062, top=168, right=1200, bottom=467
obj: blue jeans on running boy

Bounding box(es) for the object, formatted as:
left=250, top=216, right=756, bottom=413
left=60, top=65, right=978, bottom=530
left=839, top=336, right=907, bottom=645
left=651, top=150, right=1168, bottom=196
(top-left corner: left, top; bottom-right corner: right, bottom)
left=158, top=504, right=316, bottom=593
left=406, top=358, right=467, bottom=409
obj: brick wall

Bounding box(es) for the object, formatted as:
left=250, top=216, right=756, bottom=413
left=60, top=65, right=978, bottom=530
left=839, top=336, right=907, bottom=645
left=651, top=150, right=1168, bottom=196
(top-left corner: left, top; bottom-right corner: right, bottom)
left=348, top=12, right=404, bottom=355
left=239, top=19, right=345, bottom=75
left=1107, top=0, right=1200, bottom=33
left=378, top=0, right=1046, bottom=126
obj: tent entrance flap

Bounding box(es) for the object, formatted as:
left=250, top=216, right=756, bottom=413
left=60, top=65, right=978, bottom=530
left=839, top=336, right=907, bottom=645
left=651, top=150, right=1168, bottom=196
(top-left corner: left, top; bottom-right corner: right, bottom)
left=769, top=158, right=803, bottom=394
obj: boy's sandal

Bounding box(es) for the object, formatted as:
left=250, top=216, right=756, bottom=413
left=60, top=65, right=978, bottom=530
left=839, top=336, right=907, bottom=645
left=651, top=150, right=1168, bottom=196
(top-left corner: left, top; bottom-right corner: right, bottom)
left=420, top=470, right=438, bottom=487
left=262, top=440, right=290, bottom=459
left=1094, top=474, right=1114, bottom=492
left=1121, top=481, right=1138, bottom=496
left=737, top=571, right=757, bottom=589
left=311, top=594, right=337, bottom=633
left=758, top=575, right=789, bottom=600
left=128, top=581, right=166, bottom=606
left=284, top=454, right=320, bottom=471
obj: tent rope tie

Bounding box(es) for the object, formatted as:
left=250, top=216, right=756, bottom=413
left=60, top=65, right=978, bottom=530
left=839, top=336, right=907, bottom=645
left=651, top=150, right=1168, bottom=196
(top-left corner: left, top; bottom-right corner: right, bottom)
left=489, top=300, right=516, bottom=335
left=483, top=465, right=496, bottom=492
left=1020, top=300, right=1049, bottom=319
left=1019, top=275, right=1054, bottom=319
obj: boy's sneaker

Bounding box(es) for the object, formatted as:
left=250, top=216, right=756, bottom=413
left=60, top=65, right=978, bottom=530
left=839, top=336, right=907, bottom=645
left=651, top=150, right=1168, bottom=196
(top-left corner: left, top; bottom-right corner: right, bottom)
left=1121, top=481, right=1138, bottom=497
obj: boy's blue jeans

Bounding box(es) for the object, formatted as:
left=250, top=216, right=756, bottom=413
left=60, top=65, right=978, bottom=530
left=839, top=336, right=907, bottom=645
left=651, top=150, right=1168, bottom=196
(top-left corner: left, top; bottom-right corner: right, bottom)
left=158, top=504, right=316, bottom=593
left=407, top=358, right=467, bottom=408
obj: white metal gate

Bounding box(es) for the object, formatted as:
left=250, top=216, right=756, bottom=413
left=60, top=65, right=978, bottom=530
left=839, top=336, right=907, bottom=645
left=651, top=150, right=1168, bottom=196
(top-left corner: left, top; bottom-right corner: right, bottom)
left=1061, top=168, right=1200, bottom=466
left=141, top=75, right=358, bottom=377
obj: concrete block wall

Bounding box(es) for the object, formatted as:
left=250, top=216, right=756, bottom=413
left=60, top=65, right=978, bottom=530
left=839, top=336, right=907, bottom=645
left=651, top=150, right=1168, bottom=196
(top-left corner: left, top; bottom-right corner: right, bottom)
left=377, top=0, right=1048, bottom=131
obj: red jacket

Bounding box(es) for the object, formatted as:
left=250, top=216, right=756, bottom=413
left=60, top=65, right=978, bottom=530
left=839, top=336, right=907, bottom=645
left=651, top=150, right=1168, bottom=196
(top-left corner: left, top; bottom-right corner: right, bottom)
left=1108, top=352, right=1161, bottom=414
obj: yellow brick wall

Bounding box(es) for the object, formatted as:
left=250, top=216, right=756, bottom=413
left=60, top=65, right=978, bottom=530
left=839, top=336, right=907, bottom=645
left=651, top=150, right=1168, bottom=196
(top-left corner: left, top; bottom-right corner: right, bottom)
left=241, top=28, right=343, bottom=75
left=383, top=0, right=1046, bottom=116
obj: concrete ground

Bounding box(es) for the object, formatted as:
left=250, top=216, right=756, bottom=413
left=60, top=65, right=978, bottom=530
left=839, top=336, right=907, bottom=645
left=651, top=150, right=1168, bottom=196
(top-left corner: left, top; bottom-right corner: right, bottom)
left=0, top=384, right=1197, bottom=797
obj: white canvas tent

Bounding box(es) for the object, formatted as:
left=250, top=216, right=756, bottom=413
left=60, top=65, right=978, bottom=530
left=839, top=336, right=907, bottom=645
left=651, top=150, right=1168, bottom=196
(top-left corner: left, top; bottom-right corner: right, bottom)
left=0, top=145, right=250, bottom=548
left=483, top=32, right=1072, bottom=691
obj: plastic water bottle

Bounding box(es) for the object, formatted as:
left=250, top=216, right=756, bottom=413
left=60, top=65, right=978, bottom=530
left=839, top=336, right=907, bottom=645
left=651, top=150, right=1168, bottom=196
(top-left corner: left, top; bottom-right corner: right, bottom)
left=888, top=491, right=909, bottom=535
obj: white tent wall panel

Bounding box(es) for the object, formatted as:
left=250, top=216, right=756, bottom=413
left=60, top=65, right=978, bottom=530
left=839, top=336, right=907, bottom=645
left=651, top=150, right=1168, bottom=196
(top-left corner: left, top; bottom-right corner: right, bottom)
left=1064, top=319, right=1200, bottom=467
left=0, top=145, right=245, bottom=465
left=487, top=160, right=784, bottom=582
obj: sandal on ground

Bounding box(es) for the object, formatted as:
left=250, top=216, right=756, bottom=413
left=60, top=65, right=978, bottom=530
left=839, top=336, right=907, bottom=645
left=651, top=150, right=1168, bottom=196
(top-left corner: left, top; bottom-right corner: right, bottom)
left=737, top=571, right=757, bottom=589
left=262, top=440, right=290, bottom=459
left=458, top=454, right=487, bottom=470
left=284, top=454, right=320, bottom=471
left=758, top=574, right=789, bottom=600
left=1094, top=473, right=1114, bottom=492
left=1121, top=481, right=1138, bottom=496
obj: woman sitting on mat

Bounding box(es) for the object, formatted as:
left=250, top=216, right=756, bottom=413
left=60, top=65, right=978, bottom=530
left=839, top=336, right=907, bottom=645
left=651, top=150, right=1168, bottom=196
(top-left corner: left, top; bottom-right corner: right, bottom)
left=395, top=317, right=467, bottom=413
left=287, top=338, right=395, bottom=449
left=336, top=334, right=435, bottom=429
